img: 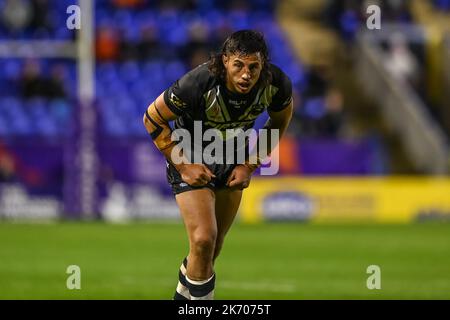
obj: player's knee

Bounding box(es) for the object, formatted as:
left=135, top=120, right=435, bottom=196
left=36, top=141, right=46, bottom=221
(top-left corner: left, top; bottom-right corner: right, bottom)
left=191, top=231, right=217, bottom=256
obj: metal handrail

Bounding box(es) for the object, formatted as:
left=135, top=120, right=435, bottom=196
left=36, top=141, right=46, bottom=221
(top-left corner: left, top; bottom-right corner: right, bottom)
left=355, top=27, right=449, bottom=174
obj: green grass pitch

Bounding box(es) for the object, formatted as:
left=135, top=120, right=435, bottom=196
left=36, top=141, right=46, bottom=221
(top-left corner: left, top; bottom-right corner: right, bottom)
left=0, top=222, right=449, bottom=299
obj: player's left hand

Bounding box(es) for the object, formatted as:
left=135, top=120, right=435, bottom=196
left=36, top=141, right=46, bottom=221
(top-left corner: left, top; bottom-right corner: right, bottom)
left=226, top=164, right=254, bottom=190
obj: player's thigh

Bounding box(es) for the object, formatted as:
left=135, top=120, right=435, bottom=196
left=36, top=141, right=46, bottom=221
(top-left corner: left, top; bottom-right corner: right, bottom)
left=214, top=188, right=242, bottom=238
left=176, top=188, right=217, bottom=240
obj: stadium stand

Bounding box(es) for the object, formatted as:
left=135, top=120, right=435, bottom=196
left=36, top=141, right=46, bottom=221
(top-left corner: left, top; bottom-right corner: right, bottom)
left=0, top=0, right=448, bottom=181
left=0, top=0, right=305, bottom=139
left=278, top=0, right=449, bottom=174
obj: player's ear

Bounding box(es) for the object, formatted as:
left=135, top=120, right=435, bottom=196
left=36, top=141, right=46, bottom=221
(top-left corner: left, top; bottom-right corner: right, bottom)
left=222, top=54, right=228, bottom=67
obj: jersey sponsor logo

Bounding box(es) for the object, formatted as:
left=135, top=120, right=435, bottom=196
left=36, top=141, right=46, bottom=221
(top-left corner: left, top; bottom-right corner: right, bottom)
left=228, top=100, right=247, bottom=108
left=170, top=92, right=188, bottom=109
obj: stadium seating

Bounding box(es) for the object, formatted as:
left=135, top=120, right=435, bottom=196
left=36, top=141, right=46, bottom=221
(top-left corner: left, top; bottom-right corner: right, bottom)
left=0, top=0, right=305, bottom=138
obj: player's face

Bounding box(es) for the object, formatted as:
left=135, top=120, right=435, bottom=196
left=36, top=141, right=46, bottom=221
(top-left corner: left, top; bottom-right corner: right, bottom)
left=222, top=53, right=263, bottom=94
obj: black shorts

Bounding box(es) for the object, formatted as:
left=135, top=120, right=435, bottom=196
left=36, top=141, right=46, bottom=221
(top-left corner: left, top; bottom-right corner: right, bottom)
left=166, top=162, right=237, bottom=195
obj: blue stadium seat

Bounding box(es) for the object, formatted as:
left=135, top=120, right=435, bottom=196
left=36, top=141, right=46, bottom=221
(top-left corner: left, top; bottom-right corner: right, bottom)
left=119, top=61, right=141, bottom=83
left=2, top=59, right=22, bottom=80
left=49, top=99, right=72, bottom=124
left=129, top=81, right=154, bottom=104
left=302, top=97, right=327, bottom=119
left=36, top=117, right=58, bottom=137
left=103, top=115, right=127, bottom=136
left=340, top=10, right=360, bottom=41
left=0, top=117, right=9, bottom=135
left=165, top=61, right=187, bottom=83
left=10, top=114, right=34, bottom=136
left=26, top=98, right=47, bottom=118
left=203, top=10, right=224, bottom=29
left=97, top=63, right=120, bottom=85
left=1, top=96, right=22, bottom=119
left=142, top=60, right=164, bottom=78
left=103, top=80, right=127, bottom=98
left=228, top=10, right=251, bottom=30
left=0, top=97, right=33, bottom=135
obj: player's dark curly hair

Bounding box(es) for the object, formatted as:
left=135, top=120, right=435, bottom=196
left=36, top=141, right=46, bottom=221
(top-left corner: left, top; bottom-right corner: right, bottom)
left=208, top=30, right=272, bottom=85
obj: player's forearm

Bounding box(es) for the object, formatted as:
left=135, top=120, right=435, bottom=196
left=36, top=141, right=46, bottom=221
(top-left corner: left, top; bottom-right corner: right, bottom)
left=262, top=116, right=290, bottom=150
left=246, top=104, right=293, bottom=171
left=264, top=102, right=293, bottom=151
left=245, top=119, right=286, bottom=169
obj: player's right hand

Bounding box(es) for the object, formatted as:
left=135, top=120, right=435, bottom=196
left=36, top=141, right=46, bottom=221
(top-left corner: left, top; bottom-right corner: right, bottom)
left=176, top=164, right=216, bottom=186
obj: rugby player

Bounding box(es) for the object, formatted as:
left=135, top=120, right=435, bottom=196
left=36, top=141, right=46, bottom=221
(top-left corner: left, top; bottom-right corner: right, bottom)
left=143, top=30, right=293, bottom=300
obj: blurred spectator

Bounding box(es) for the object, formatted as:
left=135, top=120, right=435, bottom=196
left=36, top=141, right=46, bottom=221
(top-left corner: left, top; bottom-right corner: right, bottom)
left=46, top=64, right=68, bottom=99
left=322, top=0, right=360, bottom=41
left=137, top=24, right=161, bottom=60
left=96, top=26, right=120, bottom=61
left=340, top=0, right=361, bottom=42
left=29, top=0, right=53, bottom=33
left=20, top=60, right=67, bottom=99
left=384, top=32, right=420, bottom=87
left=118, top=27, right=139, bottom=61
left=383, top=0, right=411, bottom=22
left=0, top=149, right=17, bottom=183
left=120, top=16, right=214, bottom=63
left=20, top=59, right=46, bottom=98
left=182, top=20, right=212, bottom=66
left=158, top=0, right=196, bottom=11
left=303, top=64, right=332, bottom=98
left=322, top=88, right=345, bottom=136
left=112, top=0, right=145, bottom=9
left=189, top=48, right=210, bottom=69
left=297, top=65, right=346, bottom=138
left=0, top=0, right=32, bottom=35
left=299, top=88, right=346, bottom=138
left=227, top=0, right=250, bottom=11
left=211, top=21, right=234, bottom=50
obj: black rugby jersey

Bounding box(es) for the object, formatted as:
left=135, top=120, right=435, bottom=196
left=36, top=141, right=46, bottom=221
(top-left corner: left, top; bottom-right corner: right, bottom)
left=164, top=62, right=292, bottom=134
left=163, top=62, right=292, bottom=163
